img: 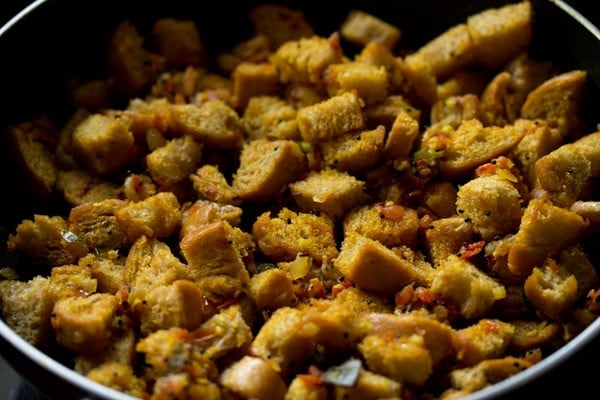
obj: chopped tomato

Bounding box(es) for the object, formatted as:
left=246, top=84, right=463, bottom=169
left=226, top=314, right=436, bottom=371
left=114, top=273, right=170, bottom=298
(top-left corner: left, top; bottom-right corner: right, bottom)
left=458, top=241, right=486, bottom=259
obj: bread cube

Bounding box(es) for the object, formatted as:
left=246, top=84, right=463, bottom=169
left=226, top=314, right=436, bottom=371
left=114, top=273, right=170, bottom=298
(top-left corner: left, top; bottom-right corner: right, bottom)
left=290, top=168, right=367, bottom=220
left=231, top=62, right=279, bottom=109
left=232, top=139, right=306, bottom=203
left=340, top=10, right=402, bottom=49
left=467, top=1, right=533, bottom=69
left=152, top=18, right=206, bottom=68
left=115, top=192, right=182, bottom=242
left=169, top=101, right=244, bottom=149
left=430, top=255, right=506, bottom=319
left=508, top=199, right=588, bottom=276
left=324, top=62, right=388, bottom=105
left=270, top=35, right=342, bottom=84
left=252, top=207, right=339, bottom=264
left=297, top=91, right=365, bottom=142
left=334, top=232, right=416, bottom=296
left=146, top=135, right=203, bottom=187
left=72, top=114, right=136, bottom=176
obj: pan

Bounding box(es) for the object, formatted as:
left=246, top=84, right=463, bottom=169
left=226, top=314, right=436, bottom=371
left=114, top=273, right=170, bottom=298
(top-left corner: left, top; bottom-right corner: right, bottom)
left=1, top=0, right=600, bottom=399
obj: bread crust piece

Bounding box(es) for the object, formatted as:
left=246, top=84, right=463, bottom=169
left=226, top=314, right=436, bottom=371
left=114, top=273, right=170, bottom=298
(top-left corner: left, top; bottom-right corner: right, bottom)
left=290, top=168, right=367, bottom=220
left=252, top=207, right=339, bottom=264
left=340, top=10, right=402, bottom=49
left=297, top=91, right=365, bottom=143
left=232, top=139, right=306, bottom=203
left=521, top=70, right=587, bottom=138
left=439, top=119, right=525, bottom=180
left=334, top=232, right=416, bottom=296
left=507, top=199, right=589, bottom=276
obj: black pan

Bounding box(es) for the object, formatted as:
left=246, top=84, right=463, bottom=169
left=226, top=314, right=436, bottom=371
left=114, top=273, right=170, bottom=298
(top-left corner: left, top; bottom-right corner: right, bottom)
left=1, top=0, right=600, bottom=399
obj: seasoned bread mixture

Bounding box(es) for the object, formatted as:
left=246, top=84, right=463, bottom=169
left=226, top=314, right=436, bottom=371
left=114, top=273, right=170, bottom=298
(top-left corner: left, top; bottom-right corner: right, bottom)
left=3, top=2, right=600, bottom=399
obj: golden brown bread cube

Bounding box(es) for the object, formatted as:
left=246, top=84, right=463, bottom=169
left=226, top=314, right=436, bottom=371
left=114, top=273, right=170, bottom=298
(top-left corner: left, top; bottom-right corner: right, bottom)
left=319, top=126, right=385, bottom=174
left=135, top=327, right=217, bottom=379
left=355, top=41, right=405, bottom=92
left=363, top=312, right=455, bottom=366
left=510, top=118, right=563, bottom=186
left=424, top=217, right=474, bottom=267
left=180, top=199, right=243, bottom=238
left=447, top=356, right=534, bottom=395
left=168, top=100, right=244, bottom=149
left=196, top=303, right=254, bottom=359
left=404, top=23, right=475, bottom=81
left=510, top=320, right=561, bottom=353
left=534, top=142, right=591, bottom=208
left=106, top=21, right=166, bottom=97
left=7, top=214, right=89, bottom=267
left=521, top=70, right=587, bottom=139
left=180, top=221, right=250, bottom=285
left=270, top=34, right=343, bottom=85
left=359, top=333, right=432, bottom=385
left=364, top=94, right=420, bottom=130
left=430, top=94, right=482, bottom=129
left=220, top=355, right=287, bottom=400
left=297, top=91, right=365, bottom=143
left=523, top=259, right=578, bottom=321
left=423, top=181, right=458, bottom=218
left=508, top=199, right=589, bottom=276
left=324, top=62, right=389, bottom=106
left=231, top=62, right=280, bottom=109
left=85, top=362, right=146, bottom=399
left=250, top=307, right=316, bottom=376
left=68, top=198, right=128, bottom=249
left=0, top=277, right=54, bottom=346
left=78, top=251, right=126, bottom=295
left=232, top=139, right=307, bottom=203
left=241, top=96, right=299, bottom=141
left=466, top=1, right=533, bottom=70
left=123, top=236, right=191, bottom=305
left=479, top=53, right=557, bottom=126
left=402, top=53, right=439, bottom=106
left=56, top=169, right=123, bottom=206
left=51, top=293, right=117, bottom=355
left=7, top=116, right=58, bottom=199
left=333, top=369, right=401, bottom=400
left=455, top=174, right=523, bottom=241
left=48, top=264, right=98, bottom=300
left=384, top=109, right=420, bottom=159
left=115, top=192, right=182, bottom=242
left=524, top=245, right=598, bottom=321
left=146, top=135, right=203, bottom=187
left=138, top=280, right=208, bottom=335
left=289, top=168, right=367, bottom=220
left=249, top=4, right=315, bottom=50
left=285, top=376, right=329, bottom=400
left=74, top=331, right=138, bottom=376
left=343, top=203, right=420, bottom=248
left=248, top=269, right=297, bottom=311
left=571, top=131, right=600, bottom=176
left=436, top=70, right=487, bottom=101
left=340, top=10, right=402, bottom=49
left=72, top=114, right=136, bottom=176
left=189, top=165, right=240, bottom=206
left=452, top=319, right=515, bottom=367
left=430, top=255, right=506, bottom=319
left=439, top=119, right=526, bottom=180
left=298, top=288, right=383, bottom=350
left=252, top=207, right=339, bottom=264
left=334, top=232, right=416, bottom=296
left=152, top=18, right=206, bottom=68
